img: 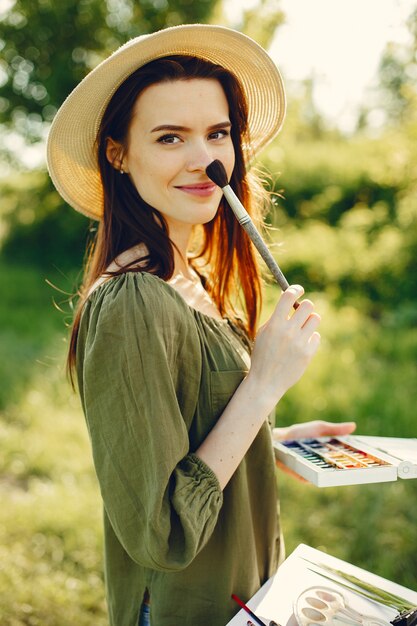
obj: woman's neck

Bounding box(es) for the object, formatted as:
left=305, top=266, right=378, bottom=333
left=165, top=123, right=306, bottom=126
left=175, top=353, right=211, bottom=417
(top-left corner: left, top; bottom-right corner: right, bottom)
left=169, top=222, right=194, bottom=279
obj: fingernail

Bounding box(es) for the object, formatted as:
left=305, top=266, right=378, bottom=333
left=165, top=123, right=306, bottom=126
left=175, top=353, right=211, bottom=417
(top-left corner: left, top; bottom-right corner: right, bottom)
left=288, top=285, right=304, bottom=294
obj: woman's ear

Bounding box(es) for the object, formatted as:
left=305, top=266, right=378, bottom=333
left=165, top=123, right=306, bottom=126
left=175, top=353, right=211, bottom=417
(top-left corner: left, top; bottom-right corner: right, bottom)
left=105, top=137, right=128, bottom=173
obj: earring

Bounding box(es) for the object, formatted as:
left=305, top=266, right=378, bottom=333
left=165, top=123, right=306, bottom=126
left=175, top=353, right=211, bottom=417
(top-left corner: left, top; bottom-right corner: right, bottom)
left=120, top=166, right=124, bottom=175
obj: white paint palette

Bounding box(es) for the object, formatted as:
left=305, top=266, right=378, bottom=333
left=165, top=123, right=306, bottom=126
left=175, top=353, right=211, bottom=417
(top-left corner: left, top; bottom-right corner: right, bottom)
left=294, top=586, right=389, bottom=626
left=273, top=436, right=417, bottom=487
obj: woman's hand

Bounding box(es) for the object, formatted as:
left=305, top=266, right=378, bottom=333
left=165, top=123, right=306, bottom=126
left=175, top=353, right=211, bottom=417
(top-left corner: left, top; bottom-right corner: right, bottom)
left=273, top=420, right=357, bottom=443
left=196, top=285, right=323, bottom=490
left=245, top=285, right=321, bottom=414
left=272, top=420, right=357, bottom=482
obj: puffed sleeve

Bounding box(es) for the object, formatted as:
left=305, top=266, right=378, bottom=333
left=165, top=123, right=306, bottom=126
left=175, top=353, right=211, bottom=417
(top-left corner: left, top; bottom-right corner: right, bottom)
left=76, top=272, right=223, bottom=572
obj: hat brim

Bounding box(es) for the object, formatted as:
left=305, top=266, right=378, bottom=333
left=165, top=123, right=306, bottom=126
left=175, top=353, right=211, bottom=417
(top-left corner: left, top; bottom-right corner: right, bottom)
left=46, top=23, right=286, bottom=220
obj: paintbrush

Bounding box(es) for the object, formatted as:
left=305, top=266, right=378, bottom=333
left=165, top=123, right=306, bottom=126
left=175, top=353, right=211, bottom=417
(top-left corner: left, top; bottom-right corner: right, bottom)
left=231, top=594, right=268, bottom=626
left=206, top=159, right=297, bottom=306
left=231, top=594, right=281, bottom=626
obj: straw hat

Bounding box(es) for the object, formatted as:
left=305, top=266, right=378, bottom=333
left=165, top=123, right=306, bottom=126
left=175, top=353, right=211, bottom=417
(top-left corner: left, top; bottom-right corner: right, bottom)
left=46, top=23, right=286, bottom=220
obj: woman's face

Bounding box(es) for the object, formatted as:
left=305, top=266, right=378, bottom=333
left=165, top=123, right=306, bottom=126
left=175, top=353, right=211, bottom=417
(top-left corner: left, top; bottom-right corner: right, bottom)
left=109, top=78, right=235, bottom=235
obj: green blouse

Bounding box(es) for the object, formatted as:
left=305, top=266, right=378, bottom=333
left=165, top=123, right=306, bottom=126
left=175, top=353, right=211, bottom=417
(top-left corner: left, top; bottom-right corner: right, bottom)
left=76, top=272, right=282, bottom=626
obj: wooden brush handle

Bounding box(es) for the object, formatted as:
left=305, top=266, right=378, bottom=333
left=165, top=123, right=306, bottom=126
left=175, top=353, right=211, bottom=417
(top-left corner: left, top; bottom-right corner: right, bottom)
left=222, top=184, right=299, bottom=307
left=241, top=220, right=300, bottom=309
left=241, top=219, right=289, bottom=290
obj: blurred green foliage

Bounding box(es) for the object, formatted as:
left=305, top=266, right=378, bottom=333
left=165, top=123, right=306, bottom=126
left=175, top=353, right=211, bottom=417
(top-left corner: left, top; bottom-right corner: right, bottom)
left=0, top=0, right=217, bottom=139
left=1, top=172, right=89, bottom=269
left=0, top=0, right=221, bottom=269
left=262, top=124, right=417, bottom=316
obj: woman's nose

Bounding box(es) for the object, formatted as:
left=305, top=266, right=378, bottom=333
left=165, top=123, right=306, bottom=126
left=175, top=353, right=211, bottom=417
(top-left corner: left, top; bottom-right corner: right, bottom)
left=185, top=141, right=213, bottom=172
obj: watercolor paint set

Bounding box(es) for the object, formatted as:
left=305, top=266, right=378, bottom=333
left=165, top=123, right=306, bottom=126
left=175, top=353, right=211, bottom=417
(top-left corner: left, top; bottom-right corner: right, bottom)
left=273, top=436, right=417, bottom=487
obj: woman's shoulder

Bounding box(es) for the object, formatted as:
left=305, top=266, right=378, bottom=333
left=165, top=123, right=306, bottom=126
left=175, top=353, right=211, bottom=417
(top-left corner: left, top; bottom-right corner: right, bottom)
left=86, top=271, right=192, bottom=322
left=75, top=271, right=203, bottom=387
left=76, top=273, right=191, bottom=362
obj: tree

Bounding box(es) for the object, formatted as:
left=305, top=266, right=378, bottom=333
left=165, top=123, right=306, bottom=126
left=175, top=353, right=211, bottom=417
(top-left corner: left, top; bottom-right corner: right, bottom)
left=359, top=6, right=417, bottom=129
left=0, top=0, right=219, bottom=269
left=0, top=0, right=217, bottom=145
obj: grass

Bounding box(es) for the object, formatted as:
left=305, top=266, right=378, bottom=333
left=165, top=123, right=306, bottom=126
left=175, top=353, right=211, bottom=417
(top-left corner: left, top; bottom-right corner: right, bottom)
left=0, top=261, right=416, bottom=624
left=0, top=379, right=107, bottom=625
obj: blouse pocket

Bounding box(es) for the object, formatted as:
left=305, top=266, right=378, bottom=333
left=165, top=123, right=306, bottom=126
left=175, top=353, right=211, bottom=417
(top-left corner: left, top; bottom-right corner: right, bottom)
left=210, top=370, right=248, bottom=420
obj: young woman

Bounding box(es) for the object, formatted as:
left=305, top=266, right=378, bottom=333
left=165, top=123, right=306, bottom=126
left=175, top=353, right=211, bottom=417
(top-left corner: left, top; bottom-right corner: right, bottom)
left=47, top=24, right=355, bottom=626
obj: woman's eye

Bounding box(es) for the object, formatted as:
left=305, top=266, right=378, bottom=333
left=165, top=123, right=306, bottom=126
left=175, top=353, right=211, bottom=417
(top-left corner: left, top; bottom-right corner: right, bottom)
left=157, top=134, right=181, bottom=145
left=209, top=129, right=230, bottom=140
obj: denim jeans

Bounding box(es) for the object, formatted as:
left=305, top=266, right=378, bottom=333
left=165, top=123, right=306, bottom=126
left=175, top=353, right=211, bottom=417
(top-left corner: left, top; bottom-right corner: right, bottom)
left=138, top=602, right=150, bottom=626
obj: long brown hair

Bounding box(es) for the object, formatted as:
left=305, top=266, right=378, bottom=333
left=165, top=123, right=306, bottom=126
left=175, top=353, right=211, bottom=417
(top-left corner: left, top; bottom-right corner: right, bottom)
left=68, top=55, right=267, bottom=383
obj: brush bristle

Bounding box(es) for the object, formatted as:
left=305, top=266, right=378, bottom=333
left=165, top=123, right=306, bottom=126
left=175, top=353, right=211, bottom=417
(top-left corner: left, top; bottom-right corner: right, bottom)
left=206, top=160, right=228, bottom=188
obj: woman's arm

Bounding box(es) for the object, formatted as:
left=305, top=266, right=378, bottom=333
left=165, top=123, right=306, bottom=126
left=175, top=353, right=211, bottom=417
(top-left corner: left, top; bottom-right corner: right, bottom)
left=79, top=275, right=223, bottom=572
left=273, top=420, right=357, bottom=443
left=195, top=285, right=322, bottom=490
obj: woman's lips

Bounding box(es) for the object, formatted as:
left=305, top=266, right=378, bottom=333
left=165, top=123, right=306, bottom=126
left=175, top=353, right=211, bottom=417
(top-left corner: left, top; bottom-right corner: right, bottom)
left=174, top=182, right=217, bottom=197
